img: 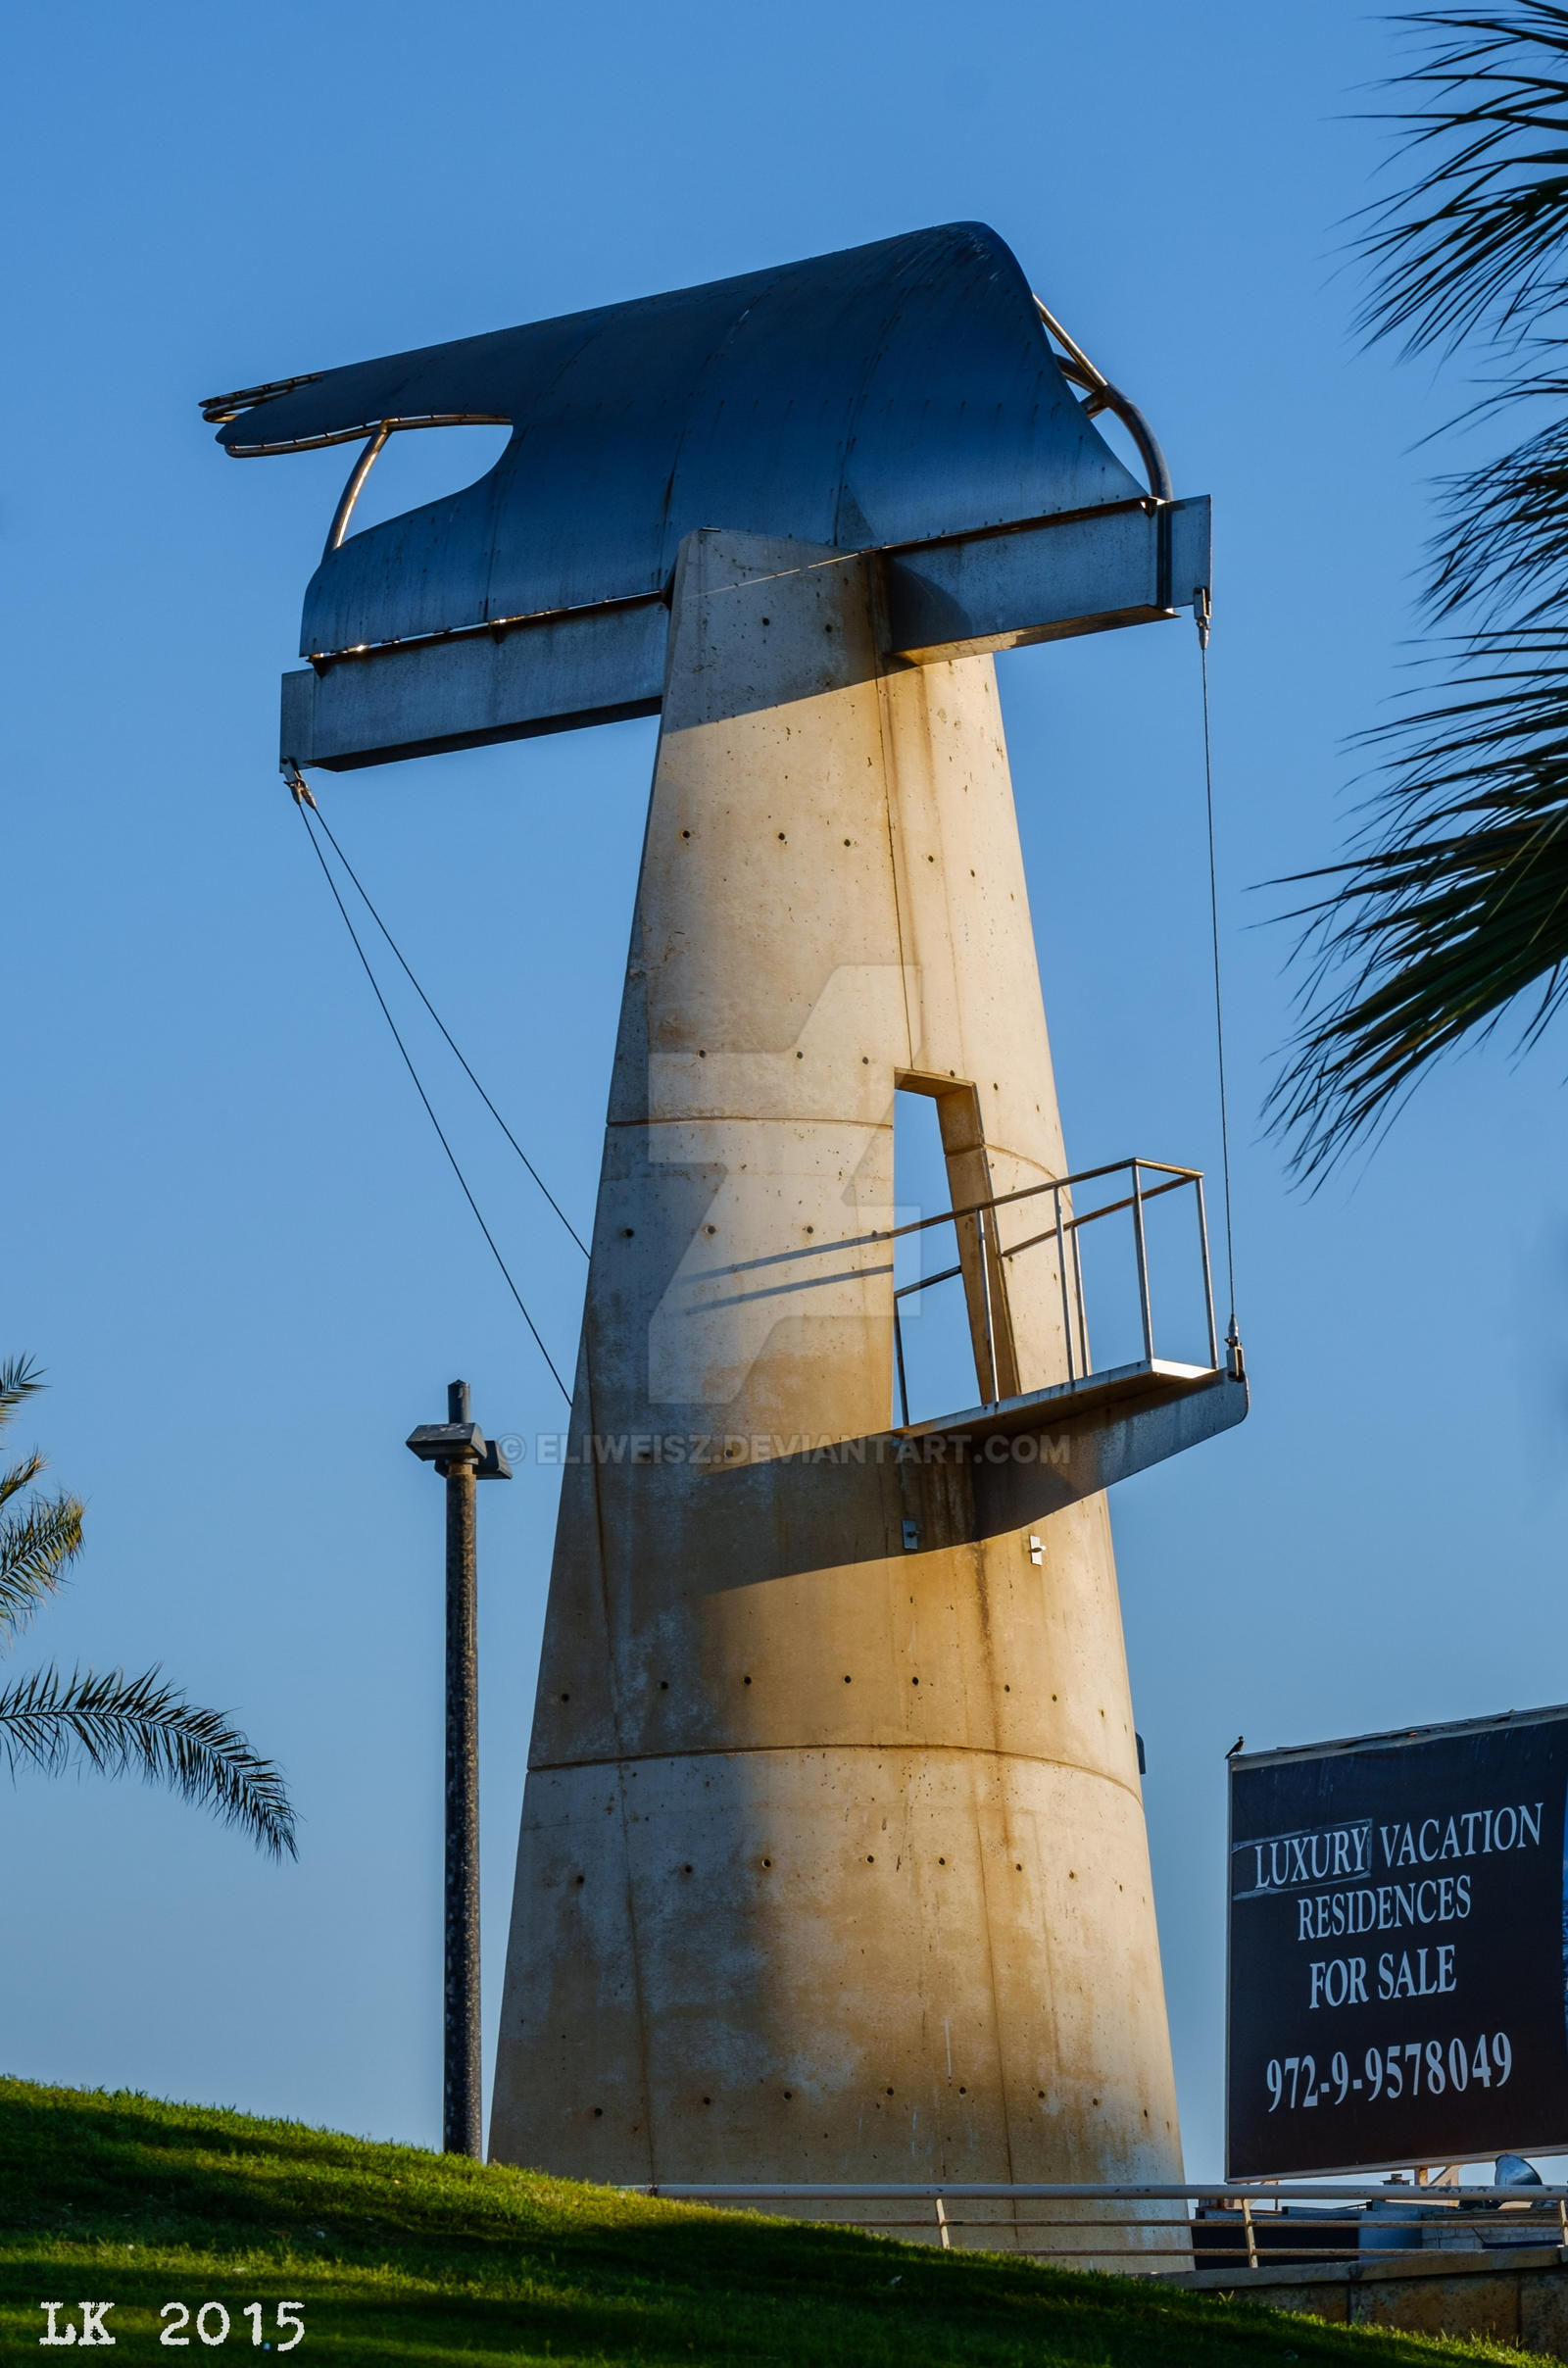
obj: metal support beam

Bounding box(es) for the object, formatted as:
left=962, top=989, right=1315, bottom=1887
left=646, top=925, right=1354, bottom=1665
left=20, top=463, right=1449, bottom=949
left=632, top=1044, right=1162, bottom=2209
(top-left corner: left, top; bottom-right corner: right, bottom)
left=278, top=499, right=1210, bottom=772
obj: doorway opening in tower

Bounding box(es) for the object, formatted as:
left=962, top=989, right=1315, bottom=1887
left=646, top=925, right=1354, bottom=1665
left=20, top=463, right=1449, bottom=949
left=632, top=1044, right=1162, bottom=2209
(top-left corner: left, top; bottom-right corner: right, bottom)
left=890, top=1082, right=979, bottom=1428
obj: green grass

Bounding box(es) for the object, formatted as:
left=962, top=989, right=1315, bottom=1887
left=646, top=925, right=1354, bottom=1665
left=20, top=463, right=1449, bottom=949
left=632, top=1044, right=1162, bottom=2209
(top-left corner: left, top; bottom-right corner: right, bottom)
left=0, top=2077, right=1545, bottom=2364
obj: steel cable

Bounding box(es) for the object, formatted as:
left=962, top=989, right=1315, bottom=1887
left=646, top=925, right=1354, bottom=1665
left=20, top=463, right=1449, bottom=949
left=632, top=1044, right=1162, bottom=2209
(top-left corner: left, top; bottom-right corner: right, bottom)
left=1197, top=594, right=1240, bottom=1350
left=302, top=797, right=588, bottom=1258
left=292, top=797, right=572, bottom=1403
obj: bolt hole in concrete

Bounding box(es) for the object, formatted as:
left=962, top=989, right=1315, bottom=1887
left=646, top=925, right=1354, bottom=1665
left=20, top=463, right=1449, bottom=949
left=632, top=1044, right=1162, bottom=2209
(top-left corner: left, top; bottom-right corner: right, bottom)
left=659, top=1680, right=668, bottom=1690
left=762, top=1858, right=772, bottom=1867
left=743, top=1674, right=752, bottom=1685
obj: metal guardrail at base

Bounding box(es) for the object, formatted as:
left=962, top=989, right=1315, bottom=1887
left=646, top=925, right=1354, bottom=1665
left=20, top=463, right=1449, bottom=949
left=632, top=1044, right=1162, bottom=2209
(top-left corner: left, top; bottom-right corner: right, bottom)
left=624, top=2183, right=1568, bottom=2272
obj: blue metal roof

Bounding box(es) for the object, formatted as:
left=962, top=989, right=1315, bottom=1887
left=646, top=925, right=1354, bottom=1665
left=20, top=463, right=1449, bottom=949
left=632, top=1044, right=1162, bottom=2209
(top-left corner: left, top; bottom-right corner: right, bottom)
left=209, top=222, right=1146, bottom=661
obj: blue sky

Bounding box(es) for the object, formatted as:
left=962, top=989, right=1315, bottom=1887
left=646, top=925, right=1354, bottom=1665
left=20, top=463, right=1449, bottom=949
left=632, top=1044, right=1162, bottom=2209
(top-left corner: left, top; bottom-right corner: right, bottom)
left=5, top=0, right=1564, bottom=2182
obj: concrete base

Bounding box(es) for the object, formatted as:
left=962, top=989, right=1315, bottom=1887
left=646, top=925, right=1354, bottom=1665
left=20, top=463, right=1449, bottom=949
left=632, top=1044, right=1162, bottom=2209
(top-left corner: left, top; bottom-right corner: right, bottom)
left=1170, top=2245, right=1568, bottom=2357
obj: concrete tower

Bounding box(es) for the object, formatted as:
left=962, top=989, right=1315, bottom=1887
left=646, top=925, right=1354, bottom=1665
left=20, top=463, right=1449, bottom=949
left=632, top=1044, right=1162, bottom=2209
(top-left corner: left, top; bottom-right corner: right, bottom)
left=488, top=529, right=1188, bottom=2228
left=205, top=221, right=1246, bottom=2247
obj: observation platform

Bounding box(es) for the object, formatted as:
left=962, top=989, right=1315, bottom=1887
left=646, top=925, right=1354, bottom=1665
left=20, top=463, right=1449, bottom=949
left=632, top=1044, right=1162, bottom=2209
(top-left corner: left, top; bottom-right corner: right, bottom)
left=902, top=1354, right=1232, bottom=1448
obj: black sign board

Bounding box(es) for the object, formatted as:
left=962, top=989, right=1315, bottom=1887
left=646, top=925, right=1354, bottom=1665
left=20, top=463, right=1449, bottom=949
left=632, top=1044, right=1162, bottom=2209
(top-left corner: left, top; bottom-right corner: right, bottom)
left=1227, top=1705, right=1568, bottom=2178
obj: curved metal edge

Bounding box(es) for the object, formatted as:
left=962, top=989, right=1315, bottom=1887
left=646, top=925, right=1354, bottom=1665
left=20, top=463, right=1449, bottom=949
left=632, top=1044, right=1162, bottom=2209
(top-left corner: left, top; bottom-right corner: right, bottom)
left=1033, top=295, right=1174, bottom=502
left=224, top=409, right=512, bottom=460
left=1080, top=383, right=1174, bottom=504
left=323, top=425, right=391, bottom=559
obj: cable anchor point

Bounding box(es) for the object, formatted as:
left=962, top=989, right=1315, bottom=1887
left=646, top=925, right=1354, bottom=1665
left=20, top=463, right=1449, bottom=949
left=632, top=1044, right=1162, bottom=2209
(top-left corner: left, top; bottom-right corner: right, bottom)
left=282, top=757, right=318, bottom=811
left=1225, top=1317, right=1245, bottom=1384
left=1194, top=585, right=1211, bottom=654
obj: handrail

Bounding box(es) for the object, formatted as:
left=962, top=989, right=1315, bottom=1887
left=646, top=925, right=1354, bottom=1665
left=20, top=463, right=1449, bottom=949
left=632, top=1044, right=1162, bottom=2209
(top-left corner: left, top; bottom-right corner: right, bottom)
left=630, top=2181, right=1568, bottom=2201
left=870, top=1155, right=1201, bottom=1247
left=885, top=1155, right=1217, bottom=1428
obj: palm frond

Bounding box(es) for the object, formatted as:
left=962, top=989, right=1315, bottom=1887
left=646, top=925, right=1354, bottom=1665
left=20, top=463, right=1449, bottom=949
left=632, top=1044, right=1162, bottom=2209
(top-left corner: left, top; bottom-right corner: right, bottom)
left=1276, top=7, right=1568, bottom=1172
left=1426, top=378, right=1568, bottom=620
left=0, top=1488, right=83, bottom=1648
left=0, top=1664, right=297, bottom=1860
left=0, top=1357, right=43, bottom=1429
left=1270, top=630, right=1568, bottom=1173
left=0, top=1451, right=45, bottom=1511
left=1357, top=6, right=1568, bottom=359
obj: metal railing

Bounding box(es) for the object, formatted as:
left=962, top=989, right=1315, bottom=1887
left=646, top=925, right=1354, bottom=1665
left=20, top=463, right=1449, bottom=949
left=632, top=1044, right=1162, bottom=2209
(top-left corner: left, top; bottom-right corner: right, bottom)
left=879, top=1156, right=1218, bottom=1429
left=627, top=2180, right=1568, bottom=2272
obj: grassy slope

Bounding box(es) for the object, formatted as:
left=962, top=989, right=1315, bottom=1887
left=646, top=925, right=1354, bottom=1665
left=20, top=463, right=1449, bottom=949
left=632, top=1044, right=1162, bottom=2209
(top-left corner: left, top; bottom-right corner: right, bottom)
left=0, top=2079, right=1545, bottom=2366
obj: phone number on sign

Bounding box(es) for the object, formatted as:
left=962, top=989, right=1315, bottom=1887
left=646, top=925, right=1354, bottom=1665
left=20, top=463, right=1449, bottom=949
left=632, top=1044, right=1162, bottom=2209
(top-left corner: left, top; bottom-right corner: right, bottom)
left=1265, top=2032, right=1512, bottom=2110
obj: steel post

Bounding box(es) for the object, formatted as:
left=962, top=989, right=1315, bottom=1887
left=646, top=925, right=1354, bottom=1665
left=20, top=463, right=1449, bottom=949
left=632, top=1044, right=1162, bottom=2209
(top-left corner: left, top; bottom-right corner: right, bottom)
left=443, top=1378, right=482, bottom=2159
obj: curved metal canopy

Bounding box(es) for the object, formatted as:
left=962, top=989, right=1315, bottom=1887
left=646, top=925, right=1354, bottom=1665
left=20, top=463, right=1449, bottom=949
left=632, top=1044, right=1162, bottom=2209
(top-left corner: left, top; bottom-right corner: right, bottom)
left=207, top=222, right=1149, bottom=662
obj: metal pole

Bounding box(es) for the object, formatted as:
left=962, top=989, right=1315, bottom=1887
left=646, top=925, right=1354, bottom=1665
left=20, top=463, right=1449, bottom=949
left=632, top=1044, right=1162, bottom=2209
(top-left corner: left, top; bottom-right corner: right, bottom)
left=977, top=1207, right=1001, bottom=1406
left=444, top=1378, right=482, bottom=2159
left=1193, top=1177, right=1219, bottom=1371
left=406, top=1390, right=511, bottom=2158
left=1054, top=1190, right=1075, bottom=1383
left=1128, top=1163, right=1154, bottom=1365
left=1072, top=1222, right=1090, bottom=1377
left=894, top=1297, right=911, bottom=1430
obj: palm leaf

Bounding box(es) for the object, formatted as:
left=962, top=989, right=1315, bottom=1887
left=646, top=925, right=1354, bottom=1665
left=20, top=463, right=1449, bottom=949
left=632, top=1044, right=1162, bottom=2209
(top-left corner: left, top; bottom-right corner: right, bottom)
left=1271, top=631, right=1568, bottom=1171
left=0, top=1487, right=83, bottom=1648
left=1426, top=385, right=1568, bottom=622
left=0, top=1664, right=297, bottom=1860
left=1275, top=7, right=1568, bottom=1172
left=0, top=1357, right=43, bottom=1429
left=1357, top=6, right=1568, bottom=360
left=0, top=1450, right=45, bottom=1511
